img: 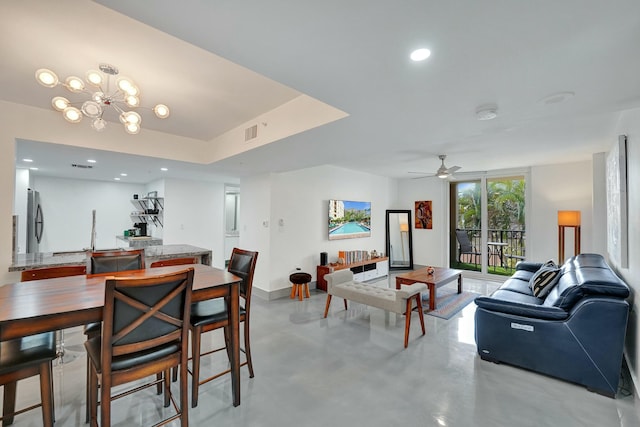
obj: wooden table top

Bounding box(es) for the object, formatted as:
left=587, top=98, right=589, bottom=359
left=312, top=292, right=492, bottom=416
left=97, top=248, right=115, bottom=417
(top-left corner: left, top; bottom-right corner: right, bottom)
left=0, top=264, right=240, bottom=336
left=395, top=267, right=462, bottom=286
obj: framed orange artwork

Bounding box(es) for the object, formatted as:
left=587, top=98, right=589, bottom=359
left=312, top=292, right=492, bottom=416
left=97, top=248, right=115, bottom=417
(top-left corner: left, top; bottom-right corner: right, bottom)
left=415, top=201, right=432, bottom=229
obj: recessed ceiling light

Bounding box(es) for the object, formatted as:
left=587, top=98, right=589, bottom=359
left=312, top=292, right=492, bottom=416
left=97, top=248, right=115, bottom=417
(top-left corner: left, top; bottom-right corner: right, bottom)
left=87, top=159, right=97, bottom=163
left=410, top=48, right=431, bottom=61
left=476, top=104, right=498, bottom=121
left=160, top=167, right=168, bottom=171
left=29, top=167, right=39, bottom=171
left=114, top=177, right=120, bottom=181
left=23, top=158, right=33, bottom=162
left=120, top=173, right=127, bottom=177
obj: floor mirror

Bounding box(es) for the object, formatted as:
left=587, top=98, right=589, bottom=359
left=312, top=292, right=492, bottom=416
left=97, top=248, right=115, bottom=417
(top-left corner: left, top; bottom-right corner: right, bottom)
left=386, top=210, right=413, bottom=270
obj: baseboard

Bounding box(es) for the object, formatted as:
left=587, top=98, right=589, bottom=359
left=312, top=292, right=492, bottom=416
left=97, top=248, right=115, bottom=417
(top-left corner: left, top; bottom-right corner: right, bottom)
left=253, top=281, right=319, bottom=301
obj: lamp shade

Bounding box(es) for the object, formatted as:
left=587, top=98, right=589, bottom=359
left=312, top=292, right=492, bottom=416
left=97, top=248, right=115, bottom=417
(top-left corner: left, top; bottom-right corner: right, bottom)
left=558, top=210, right=581, bottom=226
left=399, top=223, right=409, bottom=232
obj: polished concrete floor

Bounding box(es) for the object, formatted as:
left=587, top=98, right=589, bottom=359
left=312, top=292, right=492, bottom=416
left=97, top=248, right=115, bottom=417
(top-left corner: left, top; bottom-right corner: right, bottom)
left=3, top=273, right=639, bottom=426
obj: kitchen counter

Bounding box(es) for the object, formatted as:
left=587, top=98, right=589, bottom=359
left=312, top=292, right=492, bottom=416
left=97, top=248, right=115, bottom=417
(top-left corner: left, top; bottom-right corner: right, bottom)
left=116, top=235, right=164, bottom=248
left=9, top=244, right=212, bottom=272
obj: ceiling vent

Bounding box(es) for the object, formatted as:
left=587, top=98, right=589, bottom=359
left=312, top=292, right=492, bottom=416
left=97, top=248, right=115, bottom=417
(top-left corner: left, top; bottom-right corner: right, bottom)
left=245, top=124, right=258, bottom=142
left=71, top=163, right=93, bottom=169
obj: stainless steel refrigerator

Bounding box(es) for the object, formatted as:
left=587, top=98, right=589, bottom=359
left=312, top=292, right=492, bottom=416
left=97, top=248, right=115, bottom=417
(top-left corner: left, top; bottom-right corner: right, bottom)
left=27, top=189, right=44, bottom=253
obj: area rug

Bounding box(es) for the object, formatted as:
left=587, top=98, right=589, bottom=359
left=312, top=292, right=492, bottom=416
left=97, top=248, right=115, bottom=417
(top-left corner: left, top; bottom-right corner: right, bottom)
left=422, top=288, right=479, bottom=319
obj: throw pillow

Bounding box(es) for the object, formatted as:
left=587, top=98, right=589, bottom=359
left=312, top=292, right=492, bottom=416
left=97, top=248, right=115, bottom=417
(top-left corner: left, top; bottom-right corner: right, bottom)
left=529, top=266, right=561, bottom=298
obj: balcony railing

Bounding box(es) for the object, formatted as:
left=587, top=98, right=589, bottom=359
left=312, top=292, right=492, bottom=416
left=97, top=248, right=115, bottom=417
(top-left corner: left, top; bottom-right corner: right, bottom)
left=455, top=228, right=526, bottom=275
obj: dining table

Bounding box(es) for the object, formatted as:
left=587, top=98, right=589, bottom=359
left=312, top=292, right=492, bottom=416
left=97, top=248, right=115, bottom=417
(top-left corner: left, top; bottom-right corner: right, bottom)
left=0, top=263, right=244, bottom=407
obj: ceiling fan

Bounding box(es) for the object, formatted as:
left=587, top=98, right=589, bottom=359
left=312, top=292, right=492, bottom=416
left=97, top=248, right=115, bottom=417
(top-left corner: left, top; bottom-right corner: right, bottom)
left=409, top=154, right=461, bottom=179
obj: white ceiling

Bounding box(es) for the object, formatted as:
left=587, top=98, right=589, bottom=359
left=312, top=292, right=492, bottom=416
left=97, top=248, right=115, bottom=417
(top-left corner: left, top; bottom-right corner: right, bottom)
left=4, top=0, right=640, bottom=183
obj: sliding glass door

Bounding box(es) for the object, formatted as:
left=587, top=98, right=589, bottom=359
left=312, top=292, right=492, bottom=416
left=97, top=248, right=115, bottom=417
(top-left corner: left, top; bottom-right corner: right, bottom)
left=450, top=175, right=526, bottom=275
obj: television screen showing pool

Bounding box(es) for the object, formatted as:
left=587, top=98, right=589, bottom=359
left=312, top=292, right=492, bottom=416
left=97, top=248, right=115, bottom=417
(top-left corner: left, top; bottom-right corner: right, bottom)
left=328, top=199, right=371, bottom=240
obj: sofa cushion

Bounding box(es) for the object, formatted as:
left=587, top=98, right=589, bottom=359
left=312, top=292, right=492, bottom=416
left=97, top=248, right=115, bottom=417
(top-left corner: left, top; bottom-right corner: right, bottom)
left=529, top=266, right=561, bottom=298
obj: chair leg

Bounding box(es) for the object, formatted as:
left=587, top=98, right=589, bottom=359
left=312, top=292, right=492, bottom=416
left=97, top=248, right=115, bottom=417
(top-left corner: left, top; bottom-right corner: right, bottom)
left=404, top=298, right=414, bottom=348
left=416, top=295, right=426, bottom=336
left=179, top=358, right=189, bottom=427
left=100, top=375, right=111, bottom=427
left=88, top=364, right=98, bottom=426
left=3, top=381, right=17, bottom=426
left=323, top=294, right=332, bottom=317
left=304, top=283, right=311, bottom=298
left=298, top=284, right=303, bottom=301
left=163, top=369, right=171, bottom=407
left=244, top=318, right=254, bottom=378
left=39, top=361, right=54, bottom=427
left=290, top=284, right=296, bottom=299
left=191, top=326, right=202, bottom=408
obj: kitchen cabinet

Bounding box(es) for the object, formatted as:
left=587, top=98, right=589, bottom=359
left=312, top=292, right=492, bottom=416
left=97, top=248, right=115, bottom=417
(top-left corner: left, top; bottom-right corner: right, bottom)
left=130, top=197, right=163, bottom=227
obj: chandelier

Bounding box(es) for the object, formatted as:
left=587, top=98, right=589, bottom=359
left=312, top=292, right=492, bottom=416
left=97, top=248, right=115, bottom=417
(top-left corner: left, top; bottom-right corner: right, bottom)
left=35, top=63, right=169, bottom=134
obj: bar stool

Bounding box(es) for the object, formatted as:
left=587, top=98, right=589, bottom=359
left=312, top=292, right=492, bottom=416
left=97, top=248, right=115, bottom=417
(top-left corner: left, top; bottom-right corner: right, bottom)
left=289, top=272, right=312, bottom=300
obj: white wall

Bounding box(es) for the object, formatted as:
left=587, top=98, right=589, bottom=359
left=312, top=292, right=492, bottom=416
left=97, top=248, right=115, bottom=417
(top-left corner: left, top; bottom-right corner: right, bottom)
left=240, top=166, right=396, bottom=294
left=162, top=178, right=226, bottom=269
left=613, top=107, right=640, bottom=394
left=29, top=176, right=146, bottom=252
left=395, top=177, right=447, bottom=267
left=528, top=161, right=594, bottom=262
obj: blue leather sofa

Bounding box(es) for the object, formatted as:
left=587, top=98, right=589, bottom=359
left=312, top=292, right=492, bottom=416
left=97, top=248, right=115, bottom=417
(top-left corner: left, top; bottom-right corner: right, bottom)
left=474, top=253, right=630, bottom=397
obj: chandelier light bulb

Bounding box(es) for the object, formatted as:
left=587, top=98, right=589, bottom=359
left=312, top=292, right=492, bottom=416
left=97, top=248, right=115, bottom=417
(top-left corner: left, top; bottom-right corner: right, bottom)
left=62, top=106, right=82, bottom=123
left=116, top=77, right=134, bottom=93
left=36, top=69, right=59, bottom=87
left=81, top=100, right=102, bottom=118
left=92, top=91, right=104, bottom=103
left=125, top=95, right=140, bottom=107
left=91, top=118, right=106, bottom=132
left=125, top=85, right=139, bottom=97
left=154, top=104, right=170, bottom=118
left=125, top=122, right=140, bottom=134
left=123, top=111, right=141, bottom=125
left=65, top=76, right=85, bottom=93
left=51, top=96, right=69, bottom=111
left=86, top=70, right=103, bottom=86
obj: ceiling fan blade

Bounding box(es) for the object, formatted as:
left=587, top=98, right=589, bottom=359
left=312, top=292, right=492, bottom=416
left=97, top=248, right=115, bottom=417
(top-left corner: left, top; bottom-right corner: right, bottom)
left=447, top=165, right=461, bottom=173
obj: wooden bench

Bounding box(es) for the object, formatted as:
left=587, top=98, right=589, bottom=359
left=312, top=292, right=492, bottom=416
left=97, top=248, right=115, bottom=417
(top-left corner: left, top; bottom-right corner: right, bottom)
left=323, top=269, right=427, bottom=348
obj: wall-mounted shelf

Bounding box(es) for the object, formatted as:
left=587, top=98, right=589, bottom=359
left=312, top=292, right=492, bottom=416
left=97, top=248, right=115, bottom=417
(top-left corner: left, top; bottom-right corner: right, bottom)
left=130, top=197, right=163, bottom=227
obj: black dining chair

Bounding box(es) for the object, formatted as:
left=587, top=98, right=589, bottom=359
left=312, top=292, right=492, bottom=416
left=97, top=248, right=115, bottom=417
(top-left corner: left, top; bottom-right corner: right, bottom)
left=455, top=229, right=480, bottom=267
left=85, top=268, right=194, bottom=427
left=189, top=248, right=258, bottom=408
left=0, top=332, right=57, bottom=427
left=83, top=248, right=145, bottom=422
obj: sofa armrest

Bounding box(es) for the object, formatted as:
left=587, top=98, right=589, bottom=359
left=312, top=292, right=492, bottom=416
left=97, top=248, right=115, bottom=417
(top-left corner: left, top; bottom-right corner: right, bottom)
left=396, top=283, right=427, bottom=299
left=515, top=261, right=544, bottom=273
left=475, top=296, right=568, bottom=320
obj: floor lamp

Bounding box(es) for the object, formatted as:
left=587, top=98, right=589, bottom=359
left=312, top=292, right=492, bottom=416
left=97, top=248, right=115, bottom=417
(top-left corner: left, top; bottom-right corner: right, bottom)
left=558, top=210, right=581, bottom=263
left=399, top=223, right=409, bottom=264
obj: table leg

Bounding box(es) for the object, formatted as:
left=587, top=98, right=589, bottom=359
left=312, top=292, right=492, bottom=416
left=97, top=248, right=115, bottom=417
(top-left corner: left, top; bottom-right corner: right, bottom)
left=428, top=283, right=436, bottom=311
left=229, top=283, right=240, bottom=407
left=457, top=274, right=462, bottom=294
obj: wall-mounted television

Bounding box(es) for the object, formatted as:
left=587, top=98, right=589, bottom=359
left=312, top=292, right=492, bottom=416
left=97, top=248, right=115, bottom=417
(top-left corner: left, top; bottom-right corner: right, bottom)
left=328, top=199, right=371, bottom=240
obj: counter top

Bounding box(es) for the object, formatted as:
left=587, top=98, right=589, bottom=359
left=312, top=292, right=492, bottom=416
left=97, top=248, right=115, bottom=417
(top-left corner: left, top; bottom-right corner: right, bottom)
left=9, top=244, right=212, bottom=272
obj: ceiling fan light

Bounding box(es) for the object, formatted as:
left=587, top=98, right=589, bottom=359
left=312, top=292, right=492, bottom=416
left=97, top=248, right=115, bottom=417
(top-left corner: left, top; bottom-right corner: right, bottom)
left=81, top=100, right=102, bottom=118
left=35, top=68, right=59, bottom=87
left=125, top=122, right=140, bottom=134
left=91, top=118, right=106, bottom=131
left=86, top=70, right=103, bottom=86
left=65, top=76, right=85, bottom=93
left=437, top=172, right=449, bottom=179
left=51, top=96, right=69, bottom=111
left=153, top=104, right=170, bottom=118
left=62, top=106, right=82, bottom=123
